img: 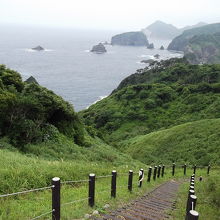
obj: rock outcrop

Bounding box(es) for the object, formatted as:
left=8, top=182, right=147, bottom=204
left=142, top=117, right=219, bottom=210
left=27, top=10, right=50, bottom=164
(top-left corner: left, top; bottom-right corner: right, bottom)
left=147, top=43, right=154, bottom=49
left=25, top=76, right=39, bottom=84
left=160, top=46, right=165, bottom=50
left=154, top=54, right=160, bottom=59
left=32, top=46, right=44, bottom=51
left=141, top=59, right=155, bottom=64
left=111, top=32, right=149, bottom=46
left=91, top=43, right=107, bottom=54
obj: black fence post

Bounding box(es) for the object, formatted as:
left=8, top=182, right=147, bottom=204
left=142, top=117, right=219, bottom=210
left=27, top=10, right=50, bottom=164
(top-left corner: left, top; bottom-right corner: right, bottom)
left=184, top=164, right=187, bottom=175
left=186, top=195, right=197, bottom=220
left=188, top=210, right=199, bottom=220
left=111, top=170, right=117, bottom=198
left=128, top=170, right=133, bottom=192
left=153, top=166, right=157, bottom=181
left=190, top=174, right=195, bottom=182
left=207, top=164, right=211, bottom=175
left=138, top=169, right=144, bottom=187
left=162, top=165, right=165, bottom=177
left=52, top=177, right=60, bottom=220
left=172, top=163, right=175, bottom=176
left=193, top=165, right=197, bottom=175
left=157, top=165, right=161, bottom=178
left=88, top=173, right=95, bottom=207
left=147, top=167, right=152, bottom=182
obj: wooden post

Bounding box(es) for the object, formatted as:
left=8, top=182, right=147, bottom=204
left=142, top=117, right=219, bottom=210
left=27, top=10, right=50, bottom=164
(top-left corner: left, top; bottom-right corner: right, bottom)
left=138, top=169, right=144, bottom=187
left=147, top=167, right=152, bottom=182
left=111, top=170, right=117, bottom=198
left=88, top=173, right=95, bottom=207
left=172, top=163, right=175, bottom=176
left=184, top=164, right=187, bottom=175
left=207, top=165, right=210, bottom=175
left=153, top=166, right=157, bottom=181
left=162, top=165, right=165, bottom=177
left=128, top=170, right=133, bottom=192
left=193, top=165, right=196, bottom=175
left=188, top=210, right=199, bottom=220
left=186, top=195, right=197, bottom=220
left=157, top=165, right=161, bottom=178
left=52, top=177, right=60, bottom=220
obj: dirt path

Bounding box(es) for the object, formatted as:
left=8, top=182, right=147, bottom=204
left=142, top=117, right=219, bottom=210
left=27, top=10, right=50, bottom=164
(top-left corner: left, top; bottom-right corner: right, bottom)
left=93, top=180, right=181, bottom=220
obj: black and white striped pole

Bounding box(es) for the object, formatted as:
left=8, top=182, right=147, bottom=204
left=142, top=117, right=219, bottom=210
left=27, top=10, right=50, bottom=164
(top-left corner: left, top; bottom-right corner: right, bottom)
left=138, top=169, right=144, bottom=187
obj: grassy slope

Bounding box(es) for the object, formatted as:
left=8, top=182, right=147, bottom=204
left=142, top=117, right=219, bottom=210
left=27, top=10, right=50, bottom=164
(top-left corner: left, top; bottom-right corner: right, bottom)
left=119, top=119, right=220, bottom=165
left=0, top=135, right=143, bottom=194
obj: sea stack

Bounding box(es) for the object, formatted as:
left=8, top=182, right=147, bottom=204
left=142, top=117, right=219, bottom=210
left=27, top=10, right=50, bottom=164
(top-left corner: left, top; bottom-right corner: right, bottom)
left=160, top=45, right=165, bottom=50
left=147, top=43, right=154, bottom=49
left=32, top=46, right=44, bottom=51
left=91, top=43, right=107, bottom=54
left=154, top=54, right=160, bottom=59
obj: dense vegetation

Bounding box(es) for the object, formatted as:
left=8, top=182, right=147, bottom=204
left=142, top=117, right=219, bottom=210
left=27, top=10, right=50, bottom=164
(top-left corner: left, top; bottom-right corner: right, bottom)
left=0, top=64, right=84, bottom=148
left=80, top=59, right=220, bottom=164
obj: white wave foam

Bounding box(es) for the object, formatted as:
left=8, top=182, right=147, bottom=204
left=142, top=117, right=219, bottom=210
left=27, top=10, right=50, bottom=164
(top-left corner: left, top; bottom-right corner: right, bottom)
left=23, top=48, right=54, bottom=52
left=84, top=49, right=90, bottom=53
left=86, top=95, right=108, bottom=109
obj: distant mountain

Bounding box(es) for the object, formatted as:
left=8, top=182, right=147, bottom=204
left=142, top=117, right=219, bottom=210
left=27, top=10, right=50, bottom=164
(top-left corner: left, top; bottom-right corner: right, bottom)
left=111, top=32, right=149, bottom=46
left=168, top=23, right=220, bottom=64
left=142, top=20, right=207, bottom=40
left=180, top=22, right=207, bottom=32
left=142, top=20, right=181, bottom=40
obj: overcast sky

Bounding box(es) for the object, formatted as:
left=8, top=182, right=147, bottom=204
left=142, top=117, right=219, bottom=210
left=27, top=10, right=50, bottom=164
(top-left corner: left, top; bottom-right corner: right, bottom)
left=0, top=0, right=220, bottom=30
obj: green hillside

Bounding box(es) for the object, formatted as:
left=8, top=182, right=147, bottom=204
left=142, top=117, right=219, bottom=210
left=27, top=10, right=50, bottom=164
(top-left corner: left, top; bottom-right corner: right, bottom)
left=119, top=119, right=220, bottom=165
left=81, top=60, right=220, bottom=145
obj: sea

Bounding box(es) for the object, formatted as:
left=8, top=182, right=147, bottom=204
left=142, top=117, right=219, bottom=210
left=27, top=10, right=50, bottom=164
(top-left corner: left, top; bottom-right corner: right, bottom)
left=0, top=25, right=183, bottom=111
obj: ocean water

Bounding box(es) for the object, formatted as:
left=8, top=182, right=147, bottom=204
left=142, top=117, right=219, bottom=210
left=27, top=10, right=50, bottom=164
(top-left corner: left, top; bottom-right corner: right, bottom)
left=0, top=25, right=182, bottom=111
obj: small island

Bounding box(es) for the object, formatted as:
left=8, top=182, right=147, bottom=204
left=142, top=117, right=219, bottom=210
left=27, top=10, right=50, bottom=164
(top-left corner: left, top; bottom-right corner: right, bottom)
left=160, top=45, right=165, bottom=50
left=111, top=32, right=149, bottom=46
left=31, top=46, right=45, bottom=51
left=91, top=43, right=107, bottom=54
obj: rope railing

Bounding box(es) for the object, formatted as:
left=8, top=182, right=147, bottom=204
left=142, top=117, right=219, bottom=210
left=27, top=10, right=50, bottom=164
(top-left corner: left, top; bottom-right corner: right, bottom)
left=31, top=209, right=54, bottom=220
left=0, top=164, right=211, bottom=220
left=96, top=174, right=112, bottom=179
left=61, top=179, right=89, bottom=185
left=0, top=185, right=54, bottom=198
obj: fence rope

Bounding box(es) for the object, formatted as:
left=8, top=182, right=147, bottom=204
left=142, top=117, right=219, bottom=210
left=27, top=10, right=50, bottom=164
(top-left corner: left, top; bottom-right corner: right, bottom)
left=61, top=179, right=89, bottom=185
left=0, top=186, right=54, bottom=198
left=31, top=209, right=54, bottom=220
left=96, top=175, right=112, bottom=179
left=61, top=197, right=89, bottom=207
